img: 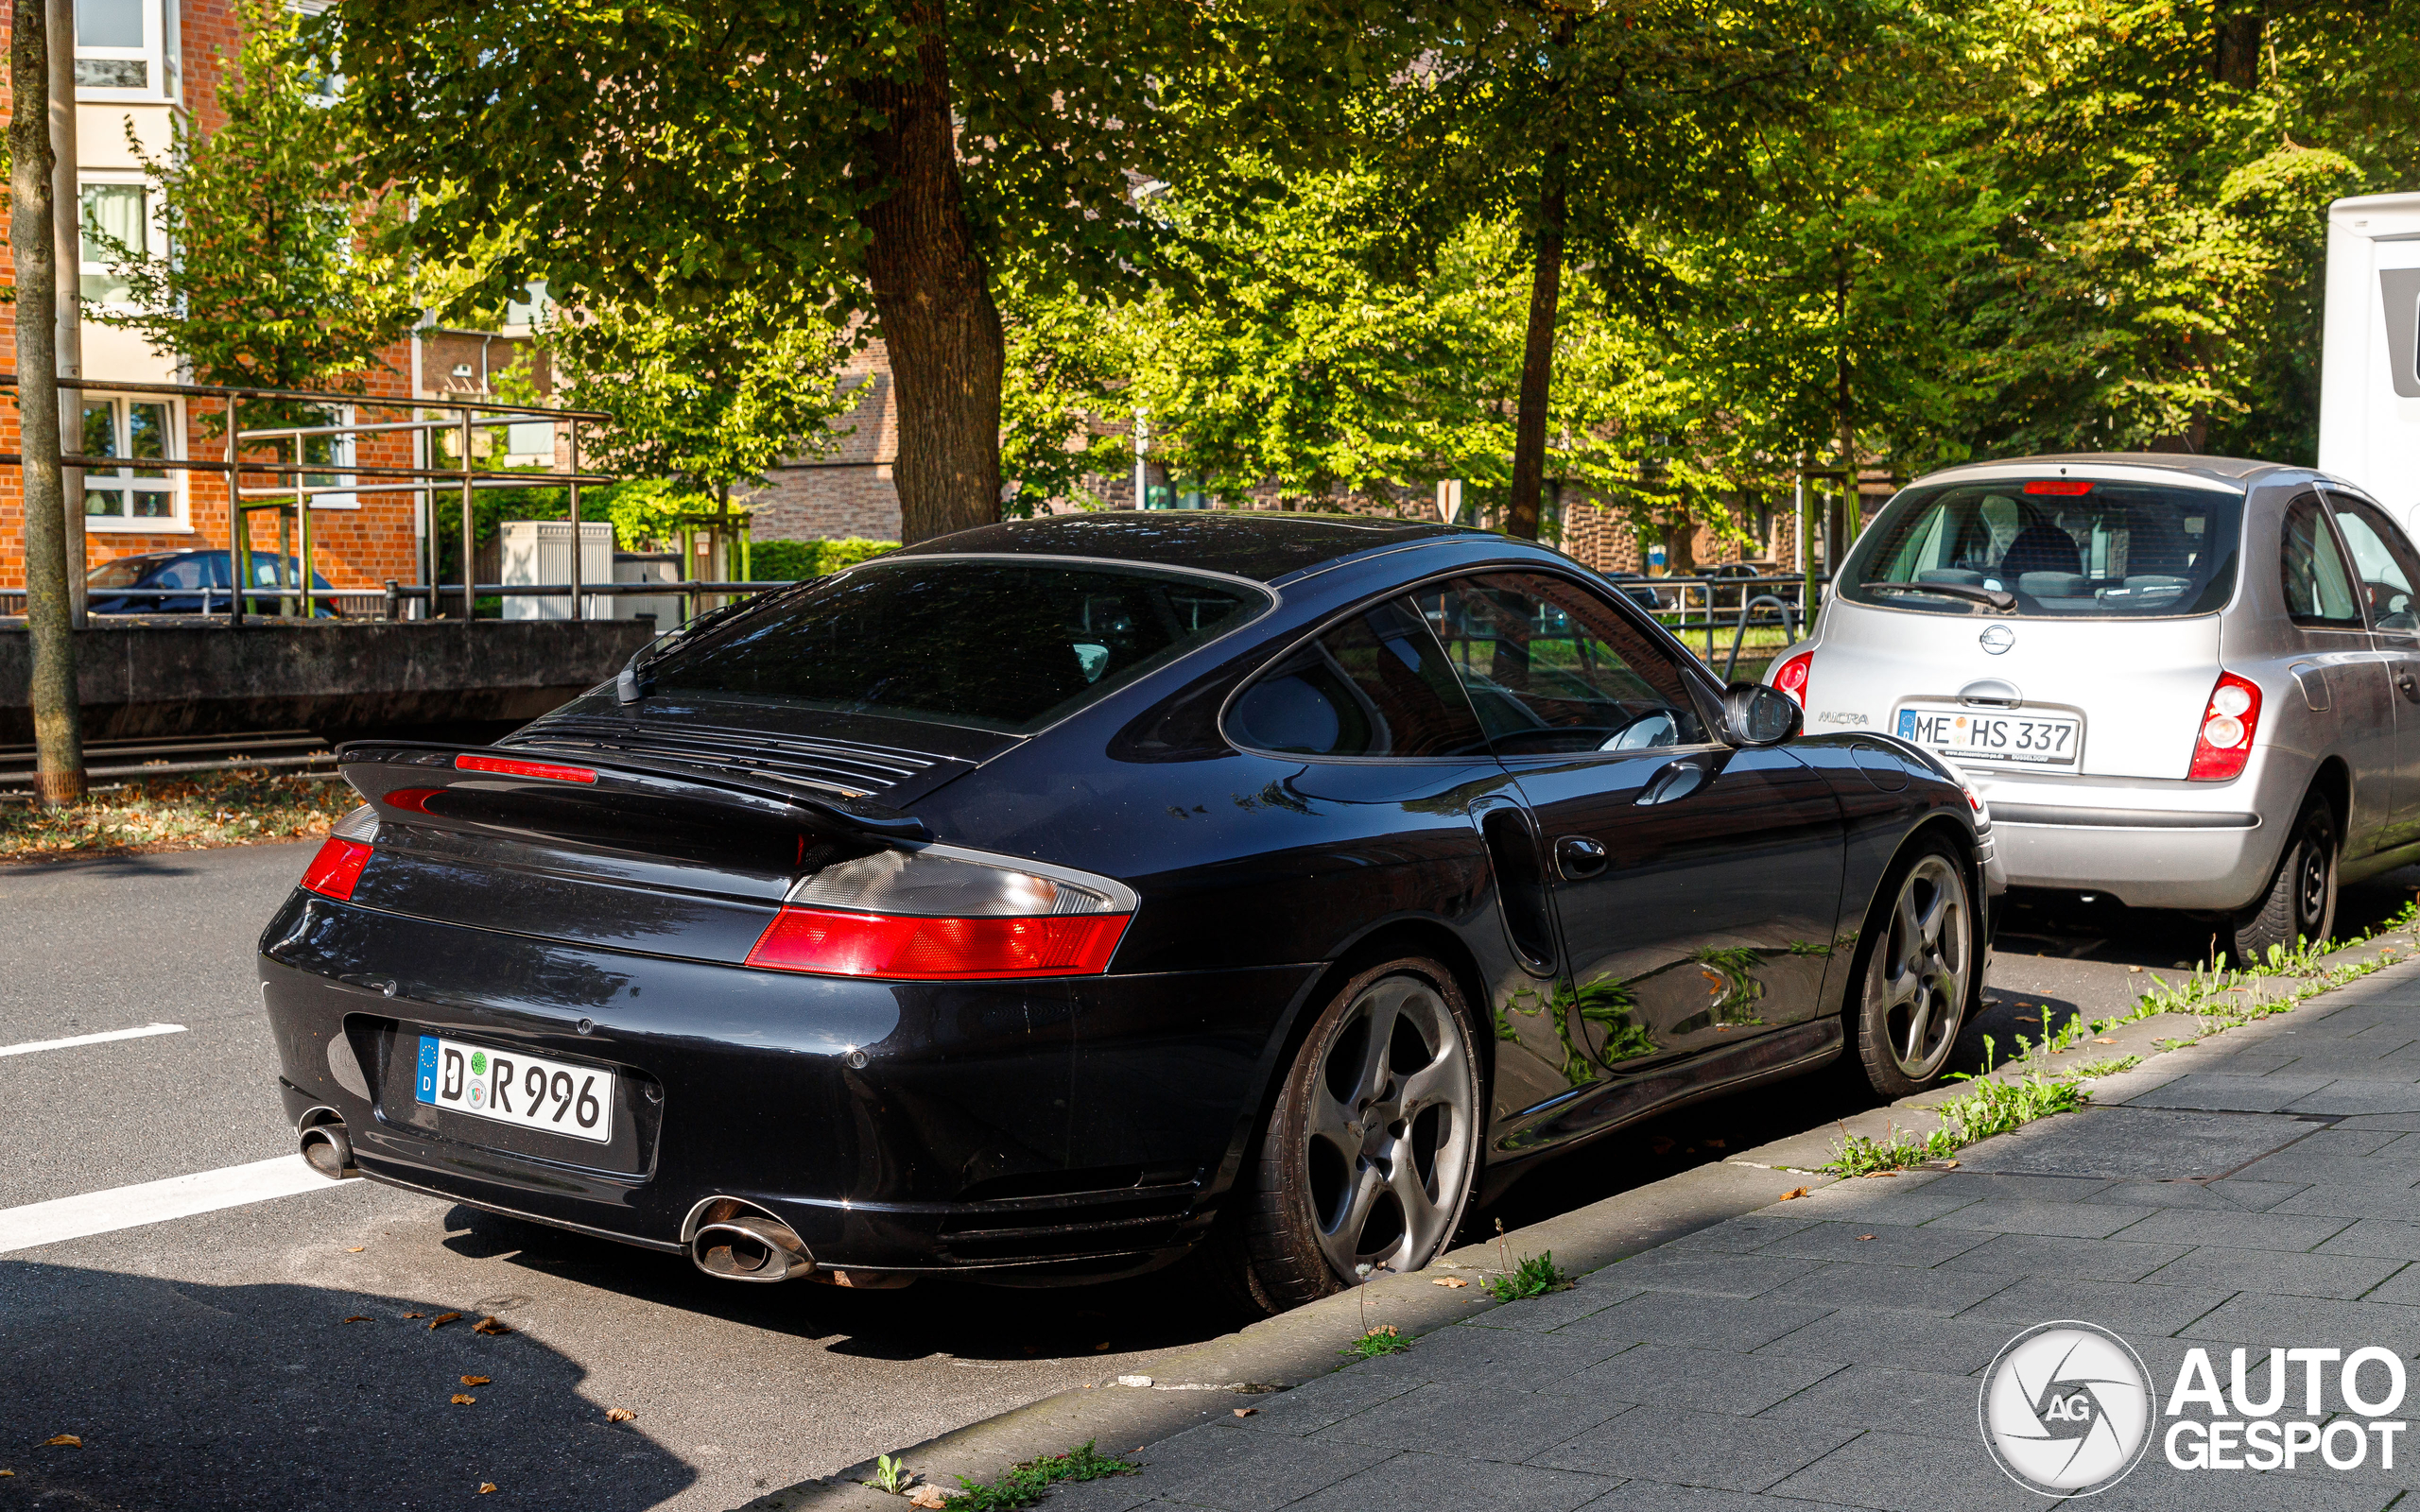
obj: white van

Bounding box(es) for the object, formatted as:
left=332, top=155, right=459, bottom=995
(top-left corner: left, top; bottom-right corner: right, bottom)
left=2320, top=191, right=2420, bottom=538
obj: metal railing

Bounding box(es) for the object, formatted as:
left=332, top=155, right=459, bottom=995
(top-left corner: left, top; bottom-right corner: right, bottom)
left=1617, top=572, right=1824, bottom=669
left=0, top=576, right=803, bottom=625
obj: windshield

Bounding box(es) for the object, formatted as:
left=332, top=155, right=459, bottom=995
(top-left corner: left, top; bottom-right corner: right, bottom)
left=1842, top=477, right=2242, bottom=618
left=646, top=558, right=1270, bottom=733
left=87, top=557, right=165, bottom=589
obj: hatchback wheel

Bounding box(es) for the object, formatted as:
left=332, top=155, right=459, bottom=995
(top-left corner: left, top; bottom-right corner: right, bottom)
left=1233, top=957, right=1482, bottom=1313
left=1851, top=841, right=1976, bottom=1098
left=2231, top=796, right=2337, bottom=966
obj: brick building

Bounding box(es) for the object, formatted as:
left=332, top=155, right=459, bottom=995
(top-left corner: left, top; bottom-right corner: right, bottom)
left=0, top=0, right=541, bottom=597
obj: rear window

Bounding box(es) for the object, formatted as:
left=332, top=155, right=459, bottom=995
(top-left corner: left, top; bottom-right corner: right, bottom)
left=646, top=558, right=1269, bottom=733
left=1842, top=477, right=2242, bottom=618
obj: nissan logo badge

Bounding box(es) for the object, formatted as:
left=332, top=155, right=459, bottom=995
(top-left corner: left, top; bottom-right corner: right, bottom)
left=1979, top=625, right=2015, bottom=655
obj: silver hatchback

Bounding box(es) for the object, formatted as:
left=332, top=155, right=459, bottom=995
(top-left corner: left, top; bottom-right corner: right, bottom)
left=1768, top=454, right=2420, bottom=961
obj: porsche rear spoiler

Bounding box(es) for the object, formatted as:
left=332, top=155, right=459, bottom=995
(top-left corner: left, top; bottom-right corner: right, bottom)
left=336, top=741, right=934, bottom=848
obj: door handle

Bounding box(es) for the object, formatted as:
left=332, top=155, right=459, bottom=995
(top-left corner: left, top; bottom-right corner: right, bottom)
left=1555, top=835, right=1609, bottom=880
left=1635, top=756, right=1713, bottom=806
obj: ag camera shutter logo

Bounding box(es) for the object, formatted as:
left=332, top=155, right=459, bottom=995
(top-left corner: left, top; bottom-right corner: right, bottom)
left=1979, top=1321, right=2153, bottom=1495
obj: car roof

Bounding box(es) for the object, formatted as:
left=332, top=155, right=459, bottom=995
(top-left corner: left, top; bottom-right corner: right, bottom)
left=1911, top=453, right=2304, bottom=491
left=887, top=510, right=1474, bottom=584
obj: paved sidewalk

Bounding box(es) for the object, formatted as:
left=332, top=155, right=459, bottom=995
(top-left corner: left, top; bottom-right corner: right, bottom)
left=1049, top=962, right=2420, bottom=1512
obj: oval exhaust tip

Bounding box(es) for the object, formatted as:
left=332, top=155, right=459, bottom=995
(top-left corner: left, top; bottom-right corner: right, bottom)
left=299, top=1124, right=359, bottom=1180
left=692, top=1215, right=814, bottom=1283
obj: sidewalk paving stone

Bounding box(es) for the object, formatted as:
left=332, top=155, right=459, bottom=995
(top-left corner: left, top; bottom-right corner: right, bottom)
left=1311, top=1383, right=1636, bottom=1461
left=1099, top=1427, right=1395, bottom=1512
left=1745, top=1177, right=1976, bottom=1226
left=2121, top=1074, right=2342, bottom=1112
left=1958, top=1108, right=2313, bottom=1181
left=1548, top=1291, right=1837, bottom=1355
left=1753, top=1308, right=2014, bottom=1375
left=2136, top=1245, right=2411, bottom=1298
left=2268, top=1183, right=2420, bottom=1219
left=1529, top=1405, right=1860, bottom=1493
left=2285, top=1082, right=2420, bottom=1116
left=1904, top=1172, right=2117, bottom=1203
left=1556, top=1486, right=1816, bottom=1512
left=1469, top=1285, right=1645, bottom=1334
left=1751, top=1364, right=1988, bottom=1439
left=1954, top=1274, right=2232, bottom=1335
left=2313, top=1216, right=2420, bottom=1259
left=1922, top=1198, right=2158, bottom=1238
left=2179, top=1291, right=2420, bottom=1344
left=2105, top=1208, right=2356, bottom=1250
left=1558, top=1343, right=1846, bottom=1417
left=1595, top=1250, right=1831, bottom=1299
left=1932, top=1231, right=2190, bottom=1281
left=1758, top=1262, right=2020, bottom=1317
left=1762, top=1428, right=2044, bottom=1512
left=1661, top=1216, right=1822, bottom=1253
left=1301, top=1452, right=1617, bottom=1512
left=2081, top=1177, right=2306, bottom=1210
left=1737, top=1220, right=1996, bottom=1269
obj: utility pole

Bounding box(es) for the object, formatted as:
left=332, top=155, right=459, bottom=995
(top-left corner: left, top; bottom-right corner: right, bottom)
left=12, top=0, right=87, bottom=805
left=1132, top=408, right=1149, bottom=509
left=47, top=0, right=82, bottom=625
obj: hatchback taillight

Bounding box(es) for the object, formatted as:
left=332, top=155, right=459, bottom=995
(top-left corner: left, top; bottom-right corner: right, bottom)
left=2187, top=673, right=2262, bottom=782
left=1771, top=650, right=1814, bottom=709
left=300, top=837, right=372, bottom=901
left=745, top=846, right=1133, bottom=980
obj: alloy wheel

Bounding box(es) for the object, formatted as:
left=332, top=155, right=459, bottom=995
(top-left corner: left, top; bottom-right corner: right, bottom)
left=1870, top=853, right=1971, bottom=1081
left=2296, top=826, right=2333, bottom=937
left=1301, top=975, right=1476, bottom=1280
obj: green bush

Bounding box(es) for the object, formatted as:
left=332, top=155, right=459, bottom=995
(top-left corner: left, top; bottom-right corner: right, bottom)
left=748, top=537, right=898, bottom=581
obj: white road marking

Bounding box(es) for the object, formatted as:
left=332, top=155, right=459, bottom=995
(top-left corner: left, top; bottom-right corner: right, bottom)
left=0, top=1155, right=342, bottom=1255
left=0, top=1022, right=187, bottom=1057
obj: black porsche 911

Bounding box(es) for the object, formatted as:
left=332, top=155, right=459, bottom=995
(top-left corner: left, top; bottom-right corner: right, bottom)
left=260, top=513, right=1999, bottom=1311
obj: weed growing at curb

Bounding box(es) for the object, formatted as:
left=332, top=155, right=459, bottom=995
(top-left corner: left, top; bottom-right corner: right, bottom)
left=1482, top=1250, right=1572, bottom=1301
left=1825, top=1040, right=2090, bottom=1176
left=865, top=1454, right=912, bottom=1494
left=1341, top=1325, right=1411, bottom=1362
left=945, top=1442, right=1136, bottom=1511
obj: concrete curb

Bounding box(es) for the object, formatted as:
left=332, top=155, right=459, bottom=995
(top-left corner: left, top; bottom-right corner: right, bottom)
left=735, top=922, right=2420, bottom=1512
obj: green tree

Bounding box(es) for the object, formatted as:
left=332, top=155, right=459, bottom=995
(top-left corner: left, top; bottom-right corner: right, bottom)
left=326, top=0, right=1400, bottom=544
left=92, top=0, right=414, bottom=417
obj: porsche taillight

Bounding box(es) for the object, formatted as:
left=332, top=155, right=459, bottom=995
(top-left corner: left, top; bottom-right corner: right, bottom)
left=2187, top=672, right=2262, bottom=782
left=746, top=848, right=1132, bottom=980
left=300, top=836, right=372, bottom=901
left=1771, top=650, right=1814, bottom=709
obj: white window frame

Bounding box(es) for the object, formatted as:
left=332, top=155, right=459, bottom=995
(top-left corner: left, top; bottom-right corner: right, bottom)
left=78, top=392, right=189, bottom=533
left=74, top=0, right=171, bottom=102
left=294, top=405, right=359, bottom=511
left=77, top=171, right=153, bottom=311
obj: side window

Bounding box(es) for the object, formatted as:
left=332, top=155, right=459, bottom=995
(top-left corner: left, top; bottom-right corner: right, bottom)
left=1418, top=573, right=1709, bottom=756
left=2328, top=495, right=2420, bottom=634
left=1227, top=596, right=1489, bottom=759
left=2282, top=497, right=2362, bottom=628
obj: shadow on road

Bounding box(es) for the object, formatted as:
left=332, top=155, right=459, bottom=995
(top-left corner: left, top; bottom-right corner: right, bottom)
left=0, top=1260, right=696, bottom=1512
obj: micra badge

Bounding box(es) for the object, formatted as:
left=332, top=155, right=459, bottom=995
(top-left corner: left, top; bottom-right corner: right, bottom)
left=1979, top=625, right=2015, bottom=655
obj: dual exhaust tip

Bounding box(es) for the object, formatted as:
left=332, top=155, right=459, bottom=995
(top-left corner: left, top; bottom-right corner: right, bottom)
left=300, top=1121, right=359, bottom=1180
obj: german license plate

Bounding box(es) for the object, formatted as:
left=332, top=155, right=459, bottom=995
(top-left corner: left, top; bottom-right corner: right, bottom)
left=415, top=1035, right=614, bottom=1143
left=1895, top=704, right=2083, bottom=771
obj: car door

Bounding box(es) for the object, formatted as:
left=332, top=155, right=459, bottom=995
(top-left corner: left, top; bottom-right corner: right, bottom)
left=2323, top=492, right=2420, bottom=851
left=1415, top=570, right=1846, bottom=1108
left=2281, top=495, right=2399, bottom=854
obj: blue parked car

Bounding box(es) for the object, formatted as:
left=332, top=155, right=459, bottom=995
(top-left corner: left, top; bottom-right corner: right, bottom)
left=87, top=550, right=339, bottom=615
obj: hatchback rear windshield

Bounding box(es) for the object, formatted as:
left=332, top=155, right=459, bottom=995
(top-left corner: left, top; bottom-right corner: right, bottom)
left=645, top=558, right=1270, bottom=733
left=1842, top=477, right=2242, bottom=618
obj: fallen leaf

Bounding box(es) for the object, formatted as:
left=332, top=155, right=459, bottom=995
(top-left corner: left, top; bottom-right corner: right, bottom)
left=1092, top=1342, right=1111, bottom=1351
left=460, top=1376, right=491, bottom=1387
left=1233, top=1407, right=1257, bottom=1418
left=1432, top=1277, right=1470, bottom=1288
left=452, top=1394, right=477, bottom=1406
left=606, top=1408, right=636, bottom=1424
left=2014, top=1016, right=2037, bottom=1023
left=1778, top=1186, right=1808, bottom=1201
left=1857, top=1235, right=1876, bottom=1242
left=1704, top=1139, right=1725, bottom=1149
left=1649, top=1135, right=1675, bottom=1155
left=428, top=1313, right=463, bottom=1331
left=2095, top=1037, right=2118, bottom=1044
left=908, top=1486, right=956, bottom=1509
left=42, top=1436, right=80, bottom=1449
left=346, top=1246, right=365, bottom=1253
left=401, top=1312, right=425, bottom=1319
left=1, top=1468, right=13, bottom=1475
left=2127, top=965, right=2144, bottom=973
left=472, top=1316, right=513, bottom=1336
left=340, top=1315, right=372, bottom=1324
left=479, top=1484, right=498, bottom=1495
left=1945, top=1160, right=1961, bottom=1169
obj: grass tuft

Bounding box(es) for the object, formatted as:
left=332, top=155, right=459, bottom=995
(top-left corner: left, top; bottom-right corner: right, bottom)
left=1340, top=1325, right=1412, bottom=1361
left=947, top=1442, right=1137, bottom=1511
left=1482, top=1250, right=1571, bottom=1301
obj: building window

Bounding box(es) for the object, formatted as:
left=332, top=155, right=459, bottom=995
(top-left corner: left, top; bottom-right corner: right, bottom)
left=299, top=407, right=357, bottom=509
left=75, top=0, right=165, bottom=95
left=81, top=396, right=181, bottom=524
left=79, top=182, right=147, bottom=304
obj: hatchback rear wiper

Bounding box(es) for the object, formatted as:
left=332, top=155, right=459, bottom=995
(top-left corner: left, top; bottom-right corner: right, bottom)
left=1865, top=581, right=2017, bottom=613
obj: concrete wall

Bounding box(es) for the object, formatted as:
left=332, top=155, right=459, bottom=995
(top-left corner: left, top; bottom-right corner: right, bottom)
left=0, top=620, right=654, bottom=744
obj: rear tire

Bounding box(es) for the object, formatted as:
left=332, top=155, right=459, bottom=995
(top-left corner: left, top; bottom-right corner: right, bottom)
left=1227, top=957, right=1483, bottom=1314
left=1850, top=838, right=1978, bottom=1099
left=2230, top=796, right=2337, bottom=966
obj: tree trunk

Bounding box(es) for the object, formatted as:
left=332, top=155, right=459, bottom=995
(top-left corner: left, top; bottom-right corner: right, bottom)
left=1504, top=164, right=1565, bottom=542
left=11, top=0, right=84, bottom=806
left=2213, top=8, right=2264, bottom=88
left=1831, top=267, right=1857, bottom=579
left=852, top=0, right=1004, bottom=546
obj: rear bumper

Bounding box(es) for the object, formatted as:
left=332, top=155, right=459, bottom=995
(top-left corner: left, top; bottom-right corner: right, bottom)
left=1972, top=759, right=2296, bottom=910
left=259, top=891, right=1316, bottom=1279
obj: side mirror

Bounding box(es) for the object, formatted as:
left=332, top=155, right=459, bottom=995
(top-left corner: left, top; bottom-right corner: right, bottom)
left=1721, top=681, right=1803, bottom=747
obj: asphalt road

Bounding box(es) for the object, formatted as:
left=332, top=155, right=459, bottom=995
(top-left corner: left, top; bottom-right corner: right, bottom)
left=4, top=841, right=2414, bottom=1509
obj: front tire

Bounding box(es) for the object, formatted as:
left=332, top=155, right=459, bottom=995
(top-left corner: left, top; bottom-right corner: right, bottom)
left=1231, top=957, right=1483, bottom=1314
left=1851, top=839, right=1978, bottom=1098
left=2230, top=796, right=2337, bottom=966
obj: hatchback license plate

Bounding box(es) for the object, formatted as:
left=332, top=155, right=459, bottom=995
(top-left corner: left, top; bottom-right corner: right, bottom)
left=415, top=1035, right=614, bottom=1143
left=1896, top=704, right=2083, bottom=771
